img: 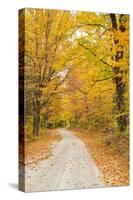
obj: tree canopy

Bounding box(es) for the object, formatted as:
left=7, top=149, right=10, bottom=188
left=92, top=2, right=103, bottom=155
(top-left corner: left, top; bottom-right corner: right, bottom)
left=19, top=9, right=129, bottom=138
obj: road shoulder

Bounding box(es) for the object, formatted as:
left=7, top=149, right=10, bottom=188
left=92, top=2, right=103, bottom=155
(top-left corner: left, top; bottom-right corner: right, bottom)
left=72, top=129, right=129, bottom=187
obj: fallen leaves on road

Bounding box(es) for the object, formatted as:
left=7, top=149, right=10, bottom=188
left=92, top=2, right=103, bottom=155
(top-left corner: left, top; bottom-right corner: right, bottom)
left=20, top=129, right=61, bottom=167
left=73, top=129, right=129, bottom=187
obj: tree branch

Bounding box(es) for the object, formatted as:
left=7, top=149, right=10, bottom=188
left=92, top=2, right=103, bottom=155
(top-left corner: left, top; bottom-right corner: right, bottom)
left=78, top=42, right=112, bottom=68
left=54, top=70, right=70, bottom=90
left=99, top=28, right=112, bottom=38
left=71, top=23, right=108, bottom=36
left=40, top=70, right=70, bottom=108
left=93, top=76, right=113, bottom=83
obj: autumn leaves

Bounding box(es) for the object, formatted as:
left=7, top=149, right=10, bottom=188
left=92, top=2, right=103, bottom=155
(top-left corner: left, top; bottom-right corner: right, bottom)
left=20, top=9, right=129, bottom=138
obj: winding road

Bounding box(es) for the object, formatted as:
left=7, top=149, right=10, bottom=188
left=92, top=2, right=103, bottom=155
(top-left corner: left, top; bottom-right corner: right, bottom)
left=25, top=129, right=104, bottom=192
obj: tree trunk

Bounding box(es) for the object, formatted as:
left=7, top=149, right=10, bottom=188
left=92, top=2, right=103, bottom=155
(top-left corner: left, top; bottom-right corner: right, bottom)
left=113, top=66, right=126, bottom=131
left=33, top=98, right=40, bottom=137
left=110, top=14, right=127, bottom=131
left=84, top=93, right=88, bottom=117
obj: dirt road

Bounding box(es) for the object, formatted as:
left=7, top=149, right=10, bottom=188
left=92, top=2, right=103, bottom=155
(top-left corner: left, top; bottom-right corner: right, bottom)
left=25, top=129, right=104, bottom=192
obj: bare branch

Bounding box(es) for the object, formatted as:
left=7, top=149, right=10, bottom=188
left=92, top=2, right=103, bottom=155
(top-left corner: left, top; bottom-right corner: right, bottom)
left=99, top=28, right=112, bottom=38
left=54, top=70, right=70, bottom=90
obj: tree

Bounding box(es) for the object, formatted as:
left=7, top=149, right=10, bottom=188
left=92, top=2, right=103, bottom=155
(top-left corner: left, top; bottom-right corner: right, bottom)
left=25, top=9, right=74, bottom=136
left=110, top=14, right=129, bottom=131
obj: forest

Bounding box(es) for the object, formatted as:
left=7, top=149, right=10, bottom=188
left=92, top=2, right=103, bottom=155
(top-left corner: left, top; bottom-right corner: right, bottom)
left=19, top=9, right=129, bottom=151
